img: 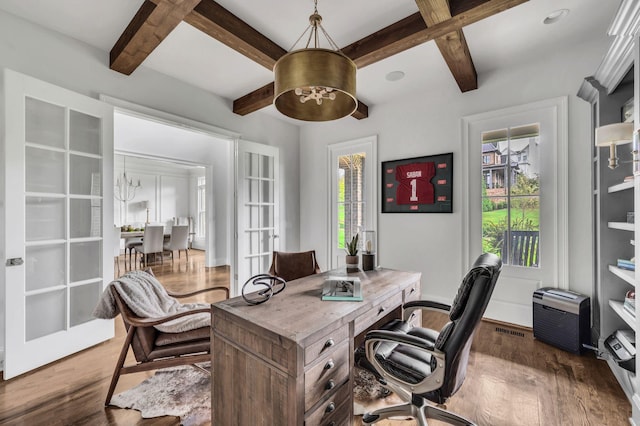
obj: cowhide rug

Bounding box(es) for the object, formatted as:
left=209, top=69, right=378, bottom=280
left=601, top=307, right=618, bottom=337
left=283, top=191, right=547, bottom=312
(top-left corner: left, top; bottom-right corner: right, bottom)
left=110, top=364, right=211, bottom=426
left=353, top=366, right=409, bottom=420
left=110, top=363, right=406, bottom=425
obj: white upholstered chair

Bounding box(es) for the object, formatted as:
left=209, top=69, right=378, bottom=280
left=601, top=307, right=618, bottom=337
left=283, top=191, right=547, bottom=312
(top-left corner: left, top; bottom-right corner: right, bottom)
left=164, top=225, right=190, bottom=262
left=133, top=226, right=165, bottom=267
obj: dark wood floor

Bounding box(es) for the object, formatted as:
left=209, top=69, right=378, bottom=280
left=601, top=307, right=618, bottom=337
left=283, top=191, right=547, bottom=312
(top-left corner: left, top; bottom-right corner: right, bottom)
left=0, top=251, right=630, bottom=425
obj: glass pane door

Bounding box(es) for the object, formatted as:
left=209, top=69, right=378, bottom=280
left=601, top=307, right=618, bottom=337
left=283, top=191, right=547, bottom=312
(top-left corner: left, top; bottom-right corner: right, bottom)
left=3, top=69, right=114, bottom=379
left=236, top=141, right=279, bottom=296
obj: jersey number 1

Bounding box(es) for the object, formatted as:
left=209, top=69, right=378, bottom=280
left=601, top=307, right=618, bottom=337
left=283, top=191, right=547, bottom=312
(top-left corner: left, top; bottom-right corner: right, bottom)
left=410, top=179, right=418, bottom=202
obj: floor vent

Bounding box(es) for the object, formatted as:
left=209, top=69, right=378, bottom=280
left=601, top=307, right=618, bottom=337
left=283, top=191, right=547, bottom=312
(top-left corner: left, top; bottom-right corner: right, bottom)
left=495, top=327, right=525, bottom=338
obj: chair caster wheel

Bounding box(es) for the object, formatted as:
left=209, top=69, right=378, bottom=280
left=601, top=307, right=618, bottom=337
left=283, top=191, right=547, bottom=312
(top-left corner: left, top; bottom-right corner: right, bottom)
left=362, top=413, right=379, bottom=424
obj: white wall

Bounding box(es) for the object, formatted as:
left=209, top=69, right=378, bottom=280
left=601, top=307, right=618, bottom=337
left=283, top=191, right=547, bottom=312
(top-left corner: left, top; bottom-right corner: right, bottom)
left=114, top=155, right=193, bottom=227
left=300, top=38, right=609, bottom=304
left=0, top=10, right=300, bottom=361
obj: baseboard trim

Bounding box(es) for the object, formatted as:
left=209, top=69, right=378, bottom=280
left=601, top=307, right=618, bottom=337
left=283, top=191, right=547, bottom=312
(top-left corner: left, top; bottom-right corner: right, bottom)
left=482, top=317, right=533, bottom=332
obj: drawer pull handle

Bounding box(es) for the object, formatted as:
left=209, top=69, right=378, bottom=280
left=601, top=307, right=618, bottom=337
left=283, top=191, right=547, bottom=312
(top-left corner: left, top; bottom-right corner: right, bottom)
left=324, top=359, right=335, bottom=370
left=324, top=338, right=335, bottom=349
left=410, top=288, right=416, bottom=294
left=325, top=402, right=336, bottom=414
left=378, top=306, right=385, bottom=315
left=325, top=379, right=336, bottom=390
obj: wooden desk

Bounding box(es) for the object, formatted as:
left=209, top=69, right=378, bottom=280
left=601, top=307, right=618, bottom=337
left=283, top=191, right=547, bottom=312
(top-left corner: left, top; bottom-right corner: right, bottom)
left=211, top=268, right=421, bottom=425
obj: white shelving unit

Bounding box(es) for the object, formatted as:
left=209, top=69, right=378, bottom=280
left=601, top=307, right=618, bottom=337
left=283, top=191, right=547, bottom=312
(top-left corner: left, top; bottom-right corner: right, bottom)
left=579, top=5, right=640, bottom=420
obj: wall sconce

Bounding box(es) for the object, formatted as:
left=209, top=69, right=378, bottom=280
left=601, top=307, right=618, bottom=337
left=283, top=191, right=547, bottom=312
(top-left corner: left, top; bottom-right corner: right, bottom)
left=595, top=122, right=634, bottom=169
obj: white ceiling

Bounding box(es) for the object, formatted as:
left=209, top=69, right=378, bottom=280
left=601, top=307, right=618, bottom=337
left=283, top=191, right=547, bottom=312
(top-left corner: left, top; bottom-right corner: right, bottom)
left=0, top=0, right=622, bottom=123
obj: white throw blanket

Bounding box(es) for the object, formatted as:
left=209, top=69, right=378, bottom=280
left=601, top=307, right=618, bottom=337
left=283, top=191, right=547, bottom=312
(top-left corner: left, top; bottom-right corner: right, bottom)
left=93, top=270, right=210, bottom=333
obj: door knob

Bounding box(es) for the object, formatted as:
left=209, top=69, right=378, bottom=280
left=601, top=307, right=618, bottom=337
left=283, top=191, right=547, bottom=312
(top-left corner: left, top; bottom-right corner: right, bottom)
left=6, top=258, right=24, bottom=266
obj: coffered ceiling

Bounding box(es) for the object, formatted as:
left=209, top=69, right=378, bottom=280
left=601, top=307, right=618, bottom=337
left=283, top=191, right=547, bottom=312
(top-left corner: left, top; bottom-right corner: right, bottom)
left=0, top=0, right=621, bottom=123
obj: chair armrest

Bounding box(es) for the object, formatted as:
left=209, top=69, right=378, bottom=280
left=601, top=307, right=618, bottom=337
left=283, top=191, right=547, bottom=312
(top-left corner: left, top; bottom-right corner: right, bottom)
left=167, top=286, right=230, bottom=299
left=403, top=300, right=451, bottom=322
left=125, top=307, right=211, bottom=328
left=364, top=329, right=446, bottom=395
left=365, top=329, right=436, bottom=351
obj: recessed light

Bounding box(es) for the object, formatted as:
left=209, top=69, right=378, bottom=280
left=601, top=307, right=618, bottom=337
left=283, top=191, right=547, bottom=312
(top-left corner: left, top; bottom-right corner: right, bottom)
left=543, top=9, right=569, bottom=25
left=385, top=71, right=405, bottom=82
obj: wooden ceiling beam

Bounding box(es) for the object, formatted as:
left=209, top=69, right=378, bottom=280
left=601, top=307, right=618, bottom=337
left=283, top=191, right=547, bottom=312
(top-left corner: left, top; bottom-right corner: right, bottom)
left=183, top=0, right=286, bottom=70
left=416, top=0, right=477, bottom=92
left=110, top=0, right=202, bottom=75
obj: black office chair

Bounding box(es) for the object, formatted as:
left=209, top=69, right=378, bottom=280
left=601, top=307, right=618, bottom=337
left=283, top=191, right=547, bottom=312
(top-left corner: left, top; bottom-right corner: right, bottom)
left=358, top=253, right=502, bottom=425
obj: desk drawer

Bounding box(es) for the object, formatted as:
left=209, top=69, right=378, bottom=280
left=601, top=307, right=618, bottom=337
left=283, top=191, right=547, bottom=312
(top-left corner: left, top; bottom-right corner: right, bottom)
left=403, top=280, right=420, bottom=303
left=305, top=324, right=349, bottom=366
left=305, top=381, right=351, bottom=426
left=305, top=342, right=349, bottom=411
left=354, top=292, right=403, bottom=336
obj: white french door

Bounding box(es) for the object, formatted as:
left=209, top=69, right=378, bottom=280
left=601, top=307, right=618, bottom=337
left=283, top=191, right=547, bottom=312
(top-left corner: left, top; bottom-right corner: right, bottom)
left=235, top=140, right=280, bottom=296
left=2, top=69, right=114, bottom=379
left=328, top=136, right=377, bottom=269
left=462, top=97, right=568, bottom=327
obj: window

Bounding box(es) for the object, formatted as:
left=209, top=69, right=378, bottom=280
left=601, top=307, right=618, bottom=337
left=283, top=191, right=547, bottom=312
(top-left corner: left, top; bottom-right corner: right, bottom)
left=337, top=153, right=365, bottom=249
left=481, top=125, right=540, bottom=267
left=462, top=97, right=568, bottom=326
left=328, top=136, right=377, bottom=268
left=196, top=176, right=206, bottom=238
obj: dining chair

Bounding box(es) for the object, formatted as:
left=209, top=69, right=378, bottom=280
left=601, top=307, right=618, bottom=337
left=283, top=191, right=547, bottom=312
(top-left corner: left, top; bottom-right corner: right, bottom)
left=164, top=225, right=190, bottom=262
left=124, top=237, right=142, bottom=268
left=133, top=226, right=165, bottom=268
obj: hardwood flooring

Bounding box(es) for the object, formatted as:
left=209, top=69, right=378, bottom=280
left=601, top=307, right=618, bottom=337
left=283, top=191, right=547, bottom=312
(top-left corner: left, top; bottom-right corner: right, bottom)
left=0, top=251, right=630, bottom=425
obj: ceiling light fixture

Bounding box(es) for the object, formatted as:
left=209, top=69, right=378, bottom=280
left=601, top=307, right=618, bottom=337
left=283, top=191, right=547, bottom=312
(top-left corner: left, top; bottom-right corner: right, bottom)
left=114, top=156, right=141, bottom=202
left=543, top=9, right=569, bottom=25
left=273, top=0, right=357, bottom=121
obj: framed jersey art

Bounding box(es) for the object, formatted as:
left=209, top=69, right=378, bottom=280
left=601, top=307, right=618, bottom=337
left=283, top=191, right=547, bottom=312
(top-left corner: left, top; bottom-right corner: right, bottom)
left=381, top=153, right=453, bottom=213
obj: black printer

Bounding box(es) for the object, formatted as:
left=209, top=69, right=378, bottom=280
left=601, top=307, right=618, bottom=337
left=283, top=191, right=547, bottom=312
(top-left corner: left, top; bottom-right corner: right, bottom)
left=533, top=287, right=590, bottom=354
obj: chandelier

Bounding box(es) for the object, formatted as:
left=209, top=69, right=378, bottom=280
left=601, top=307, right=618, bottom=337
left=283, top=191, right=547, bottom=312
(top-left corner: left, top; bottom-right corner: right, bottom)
left=273, top=0, right=357, bottom=122
left=114, top=156, right=141, bottom=202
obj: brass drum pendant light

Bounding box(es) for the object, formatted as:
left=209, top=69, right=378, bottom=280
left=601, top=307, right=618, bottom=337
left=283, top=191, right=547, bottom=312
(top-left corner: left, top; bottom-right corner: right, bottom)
left=274, top=1, right=357, bottom=121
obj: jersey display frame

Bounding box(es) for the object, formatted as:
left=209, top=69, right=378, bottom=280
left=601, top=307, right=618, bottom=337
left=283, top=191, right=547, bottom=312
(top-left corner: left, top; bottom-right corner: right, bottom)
left=381, top=152, right=453, bottom=213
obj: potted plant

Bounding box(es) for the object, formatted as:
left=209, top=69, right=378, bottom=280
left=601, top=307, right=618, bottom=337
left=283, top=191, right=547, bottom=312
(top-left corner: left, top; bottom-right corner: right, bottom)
left=345, top=234, right=359, bottom=270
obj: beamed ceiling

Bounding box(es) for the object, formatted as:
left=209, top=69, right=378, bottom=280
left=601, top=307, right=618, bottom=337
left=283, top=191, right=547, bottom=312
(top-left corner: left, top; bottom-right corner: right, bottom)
left=109, top=0, right=528, bottom=120
left=0, top=0, right=620, bottom=124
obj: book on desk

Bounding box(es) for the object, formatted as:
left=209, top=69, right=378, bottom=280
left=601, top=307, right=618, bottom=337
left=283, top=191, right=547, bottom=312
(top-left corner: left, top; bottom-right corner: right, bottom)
left=322, top=276, right=363, bottom=301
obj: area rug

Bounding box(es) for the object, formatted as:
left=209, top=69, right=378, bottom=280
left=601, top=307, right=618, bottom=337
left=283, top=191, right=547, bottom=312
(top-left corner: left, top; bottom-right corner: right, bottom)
left=111, top=363, right=405, bottom=424
left=353, top=366, right=408, bottom=419
left=110, top=364, right=211, bottom=426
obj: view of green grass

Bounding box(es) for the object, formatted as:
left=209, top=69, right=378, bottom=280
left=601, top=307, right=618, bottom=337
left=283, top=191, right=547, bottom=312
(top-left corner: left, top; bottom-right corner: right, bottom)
left=482, top=208, right=539, bottom=228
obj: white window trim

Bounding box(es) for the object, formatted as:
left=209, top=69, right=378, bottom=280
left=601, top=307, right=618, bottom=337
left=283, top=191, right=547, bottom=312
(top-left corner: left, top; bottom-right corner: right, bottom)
left=327, top=135, right=378, bottom=269
left=460, top=97, right=568, bottom=288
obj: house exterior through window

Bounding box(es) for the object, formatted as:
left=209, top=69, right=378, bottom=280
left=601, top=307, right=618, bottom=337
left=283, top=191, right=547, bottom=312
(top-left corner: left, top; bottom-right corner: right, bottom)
left=481, top=124, right=540, bottom=268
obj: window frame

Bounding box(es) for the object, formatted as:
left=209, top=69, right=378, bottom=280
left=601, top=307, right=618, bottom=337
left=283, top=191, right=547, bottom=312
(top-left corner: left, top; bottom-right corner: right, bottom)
left=327, top=136, right=377, bottom=269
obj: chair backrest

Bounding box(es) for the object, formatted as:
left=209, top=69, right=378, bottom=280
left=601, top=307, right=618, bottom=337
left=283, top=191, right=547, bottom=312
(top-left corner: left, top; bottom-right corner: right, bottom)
left=430, top=253, right=502, bottom=401
left=502, top=230, right=539, bottom=267
left=168, top=225, right=189, bottom=250
left=110, top=286, right=157, bottom=362
left=142, top=226, right=164, bottom=254
left=268, top=250, right=321, bottom=281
